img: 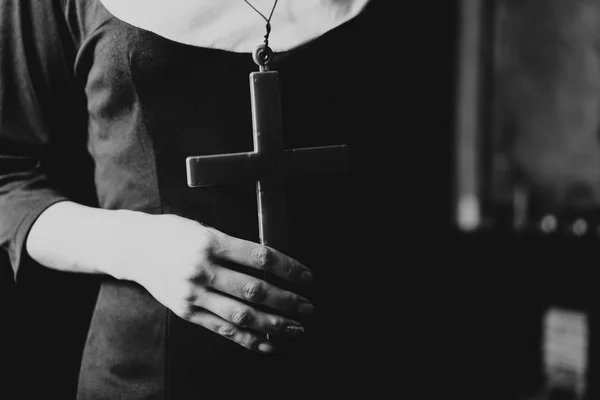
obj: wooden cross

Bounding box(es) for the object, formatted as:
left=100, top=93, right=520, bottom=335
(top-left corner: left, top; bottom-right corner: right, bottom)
left=186, top=52, right=350, bottom=254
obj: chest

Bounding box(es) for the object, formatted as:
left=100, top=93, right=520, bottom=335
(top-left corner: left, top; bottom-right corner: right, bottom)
left=79, top=19, right=362, bottom=156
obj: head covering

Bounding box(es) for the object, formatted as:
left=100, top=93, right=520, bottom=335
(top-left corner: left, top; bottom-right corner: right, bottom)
left=100, top=0, right=370, bottom=52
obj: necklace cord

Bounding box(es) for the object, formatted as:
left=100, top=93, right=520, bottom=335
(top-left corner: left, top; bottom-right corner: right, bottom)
left=243, top=0, right=279, bottom=47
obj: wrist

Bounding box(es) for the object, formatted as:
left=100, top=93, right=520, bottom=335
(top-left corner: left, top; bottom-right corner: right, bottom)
left=26, top=201, right=146, bottom=280
left=91, top=207, right=151, bottom=282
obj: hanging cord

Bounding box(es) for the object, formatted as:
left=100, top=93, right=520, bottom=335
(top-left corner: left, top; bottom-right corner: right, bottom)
left=244, top=0, right=279, bottom=68
left=243, top=0, right=279, bottom=47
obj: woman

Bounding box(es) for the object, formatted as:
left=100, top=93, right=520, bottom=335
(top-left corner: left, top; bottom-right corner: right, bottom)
left=0, top=1, right=396, bottom=399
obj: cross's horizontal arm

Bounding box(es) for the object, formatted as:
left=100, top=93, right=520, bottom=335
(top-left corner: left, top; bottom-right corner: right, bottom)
left=186, top=144, right=350, bottom=188
left=186, top=151, right=257, bottom=187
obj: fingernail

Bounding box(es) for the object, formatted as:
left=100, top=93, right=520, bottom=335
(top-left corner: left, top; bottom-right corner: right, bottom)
left=300, top=271, right=314, bottom=284
left=298, top=302, right=315, bottom=315
left=258, top=342, right=275, bottom=353
left=285, top=325, right=305, bottom=336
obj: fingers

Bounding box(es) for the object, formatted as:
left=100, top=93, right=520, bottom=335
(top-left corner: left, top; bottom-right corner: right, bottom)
left=210, top=230, right=314, bottom=285
left=191, top=288, right=306, bottom=339
left=185, top=308, right=275, bottom=353
left=209, top=265, right=315, bottom=316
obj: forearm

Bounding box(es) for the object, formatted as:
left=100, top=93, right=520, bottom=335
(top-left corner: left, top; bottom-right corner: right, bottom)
left=25, top=201, right=141, bottom=280
left=24, top=198, right=316, bottom=354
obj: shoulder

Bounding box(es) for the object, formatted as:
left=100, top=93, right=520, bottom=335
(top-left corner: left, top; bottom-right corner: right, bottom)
left=0, top=0, right=114, bottom=50
left=61, top=0, right=114, bottom=48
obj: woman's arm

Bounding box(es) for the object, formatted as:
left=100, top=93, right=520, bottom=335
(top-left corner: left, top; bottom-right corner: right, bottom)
left=27, top=200, right=315, bottom=352
left=0, top=0, right=79, bottom=277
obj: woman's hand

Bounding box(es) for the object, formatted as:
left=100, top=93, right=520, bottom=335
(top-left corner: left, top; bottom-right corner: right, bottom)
left=120, top=213, right=314, bottom=353
left=27, top=202, right=314, bottom=353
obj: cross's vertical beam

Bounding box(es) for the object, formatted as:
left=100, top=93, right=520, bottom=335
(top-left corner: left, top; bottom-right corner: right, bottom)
left=250, top=70, right=289, bottom=253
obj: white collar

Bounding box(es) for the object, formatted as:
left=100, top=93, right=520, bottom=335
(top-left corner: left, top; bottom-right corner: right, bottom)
left=100, top=0, right=370, bottom=53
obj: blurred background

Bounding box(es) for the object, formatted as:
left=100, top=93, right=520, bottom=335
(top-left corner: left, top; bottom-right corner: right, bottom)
left=453, top=0, right=597, bottom=399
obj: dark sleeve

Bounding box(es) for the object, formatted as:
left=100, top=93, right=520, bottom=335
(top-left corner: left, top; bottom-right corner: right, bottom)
left=0, top=0, right=87, bottom=278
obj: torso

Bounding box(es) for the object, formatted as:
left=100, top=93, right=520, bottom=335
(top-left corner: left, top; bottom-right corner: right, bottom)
left=69, top=2, right=377, bottom=399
